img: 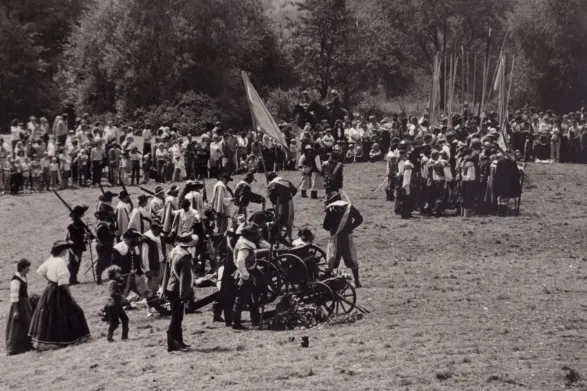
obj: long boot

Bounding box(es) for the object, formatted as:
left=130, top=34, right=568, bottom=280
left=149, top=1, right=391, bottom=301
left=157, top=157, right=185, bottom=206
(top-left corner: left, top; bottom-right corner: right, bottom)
left=301, top=190, right=307, bottom=198
left=310, top=190, right=318, bottom=199
left=167, top=332, right=180, bottom=352
left=352, top=269, right=362, bottom=288
left=121, top=327, right=129, bottom=340
left=232, top=310, right=247, bottom=330
left=107, top=329, right=115, bottom=342
left=178, top=329, right=190, bottom=349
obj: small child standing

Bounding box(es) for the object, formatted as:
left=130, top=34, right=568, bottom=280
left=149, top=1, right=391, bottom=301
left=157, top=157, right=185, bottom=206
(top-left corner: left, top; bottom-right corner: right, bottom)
left=40, top=153, right=51, bottom=190
left=105, top=265, right=129, bottom=342
left=75, top=150, right=88, bottom=186
left=49, top=158, right=59, bottom=189
left=129, top=146, right=141, bottom=185
left=119, top=152, right=129, bottom=185
left=2, top=157, right=12, bottom=195
left=22, top=157, right=31, bottom=193
left=141, top=154, right=152, bottom=184
left=59, top=153, right=71, bottom=189
left=31, top=158, right=41, bottom=192
left=13, top=158, right=23, bottom=194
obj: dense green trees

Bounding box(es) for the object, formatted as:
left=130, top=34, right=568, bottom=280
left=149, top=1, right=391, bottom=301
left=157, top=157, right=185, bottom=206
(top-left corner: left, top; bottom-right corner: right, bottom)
left=1, top=0, right=586, bottom=128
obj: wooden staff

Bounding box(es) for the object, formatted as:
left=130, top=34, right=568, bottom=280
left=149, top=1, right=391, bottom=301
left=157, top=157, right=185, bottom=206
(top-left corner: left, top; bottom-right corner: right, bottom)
left=479, top=28, right=492, bottom=118
left=472, top=52, right=477, bottom=114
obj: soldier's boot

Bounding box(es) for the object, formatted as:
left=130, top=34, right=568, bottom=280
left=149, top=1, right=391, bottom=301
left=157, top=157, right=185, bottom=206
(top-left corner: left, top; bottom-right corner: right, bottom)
left=310, top=191, right=318, bottom=199
left=121, top=327, right=129, bottom=340
left=232, top=311, right=248, bottom=330
left=167, top=332, right=180, bottom=352
left=352, top=269, right=362, bottom=288
left=107, top=330, right=115, bottom=342
left=178, top=329, right=190, bottom=349
left=301, top=190, right=307, bottom=198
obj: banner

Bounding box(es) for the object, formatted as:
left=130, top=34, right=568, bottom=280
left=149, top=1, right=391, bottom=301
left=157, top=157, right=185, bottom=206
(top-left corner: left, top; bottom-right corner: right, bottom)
left=242, top=71, right=289, bottom=150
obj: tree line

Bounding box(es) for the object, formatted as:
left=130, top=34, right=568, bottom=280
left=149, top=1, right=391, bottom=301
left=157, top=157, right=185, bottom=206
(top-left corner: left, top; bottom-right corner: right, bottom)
left=1, top=0, right=586, bottom=131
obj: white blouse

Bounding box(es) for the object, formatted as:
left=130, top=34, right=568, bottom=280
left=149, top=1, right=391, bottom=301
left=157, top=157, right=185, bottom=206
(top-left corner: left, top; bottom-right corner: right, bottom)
left=37, top=256, right=70, bottom=286
left=10, top=272, right=26, bottom=303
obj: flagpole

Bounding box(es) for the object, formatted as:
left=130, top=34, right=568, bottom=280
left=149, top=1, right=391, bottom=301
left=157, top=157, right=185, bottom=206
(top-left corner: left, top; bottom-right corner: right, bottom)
left=472, top=52, right=477, bottom=116
left=242, top=71, right=270, bottom=188
left=479, top=28, right=492, bottom=118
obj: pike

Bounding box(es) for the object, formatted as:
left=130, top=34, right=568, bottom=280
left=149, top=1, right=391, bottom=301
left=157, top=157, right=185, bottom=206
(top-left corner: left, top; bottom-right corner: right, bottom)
left=53, top=190, right=97, bottom=281
left=98, top=183, right=106, bottom=196
left=138, top=186, right=156, bottom=196
left=120, top=181, right=133, bottom=209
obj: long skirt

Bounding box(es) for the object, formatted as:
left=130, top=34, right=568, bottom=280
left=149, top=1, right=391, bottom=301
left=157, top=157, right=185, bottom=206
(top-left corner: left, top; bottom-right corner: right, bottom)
left=29, top=283, right=91, bottom=350
left=5, top=299, right=33, bottom=355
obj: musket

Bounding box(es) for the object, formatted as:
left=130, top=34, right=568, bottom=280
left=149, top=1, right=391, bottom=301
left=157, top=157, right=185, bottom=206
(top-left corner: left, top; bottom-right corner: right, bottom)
left=138, top=186, right=156, bottom=196
left=98, top=183, right=106, bottom=196
left=121, top=181, right=134, bottom=210
left=52, top=190, right=94, bottom=237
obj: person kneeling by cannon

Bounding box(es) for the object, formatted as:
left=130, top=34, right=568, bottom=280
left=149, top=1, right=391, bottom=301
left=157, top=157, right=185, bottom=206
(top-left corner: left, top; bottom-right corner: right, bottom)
left=232, top=223, right=270, bottom=330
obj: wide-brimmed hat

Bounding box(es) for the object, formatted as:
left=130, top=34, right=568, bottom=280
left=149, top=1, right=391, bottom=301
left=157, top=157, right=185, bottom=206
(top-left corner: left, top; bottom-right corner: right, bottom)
left=138, top=194, right=151, bottom=204
left=167, top=185, right=180, bottom=196
left=298, top=228, right=315, bottom=242
left=100, top=191, right=116, bottom=201
left=153, top=185, right=165, bottom=197
left=176, top=232, right=199, bottom=247
left=122, top=228, right=143, bottom=240
left=69, top=205, right=89, bottom=218
left=240, top=223, right=262, bottom=241
left=219, top=173, right=233, bottom=181
left=118, top=190, right=129, bottom=199
left=267, top=172, right=278, bottom=181
left=244, top=172, right=256, bottom=182
left=51, top=240, right=74, bottom=254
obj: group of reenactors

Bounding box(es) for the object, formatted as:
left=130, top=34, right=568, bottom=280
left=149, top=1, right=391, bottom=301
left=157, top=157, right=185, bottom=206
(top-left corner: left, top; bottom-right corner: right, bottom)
left=61, top=162, right=363, bottom=352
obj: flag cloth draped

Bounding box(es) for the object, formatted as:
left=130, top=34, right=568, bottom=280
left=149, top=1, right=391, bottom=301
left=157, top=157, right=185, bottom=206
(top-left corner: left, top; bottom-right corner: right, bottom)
left=242, top=71, right=289, bottom=150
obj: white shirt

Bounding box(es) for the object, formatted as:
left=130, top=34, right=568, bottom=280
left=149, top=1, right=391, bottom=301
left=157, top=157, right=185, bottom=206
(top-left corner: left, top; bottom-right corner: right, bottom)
left=10, top=272, right=26, bottom=303
left=142, top=230, right=164, bottom=272
left=38, top=256, right=70, bottom=286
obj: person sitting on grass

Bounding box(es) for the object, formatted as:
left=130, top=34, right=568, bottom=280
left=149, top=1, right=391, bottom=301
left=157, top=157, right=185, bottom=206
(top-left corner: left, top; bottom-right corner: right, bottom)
left=369, top=143, right=382, bottom=162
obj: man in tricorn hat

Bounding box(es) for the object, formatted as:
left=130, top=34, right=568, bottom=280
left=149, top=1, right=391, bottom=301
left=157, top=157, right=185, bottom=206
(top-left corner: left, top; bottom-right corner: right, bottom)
left=163, top=232, right=198, bottom=351
left=66, top=205, right=90, bottom=284
left=322, top=190, right=363, bottom=287
left=95, top=208, right=116, bottom=285
left=266, top=172, right=297, bottom=245
left=234, top=172, right=264, bottom=219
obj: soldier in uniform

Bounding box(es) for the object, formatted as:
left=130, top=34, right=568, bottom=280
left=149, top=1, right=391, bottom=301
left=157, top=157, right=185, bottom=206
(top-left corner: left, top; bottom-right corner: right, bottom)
left=163, top=232, right=198, bottom=351
left=322, top=150, right=344, bottom=193
left=161, top=185, right=180, bottom=246
left=95, top=209, right=115, bottom=285
left=148, top=185, right=166, bottom=221
left=232, top=223, right=271, bottom=330
left=128, top=194, right=152, bottom=234
left=66, top=205, right=90, bottom=285
left=234, top=172, right=264, bottom=219
left=322, top=190, right=363, bottom=287
left=298, top=143, right=324, bottom=199
left=267, top=172, right=297, bottom=245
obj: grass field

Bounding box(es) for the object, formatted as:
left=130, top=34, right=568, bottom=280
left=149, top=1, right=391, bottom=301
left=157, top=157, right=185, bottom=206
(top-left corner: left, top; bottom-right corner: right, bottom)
left=1, top=162, right=587, bottom=390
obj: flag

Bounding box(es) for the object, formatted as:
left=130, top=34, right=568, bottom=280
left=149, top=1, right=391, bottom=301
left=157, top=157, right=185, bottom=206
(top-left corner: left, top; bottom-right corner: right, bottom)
left=493, top=55, right=505, bottom=92
left=242, top=71, right=289, bottom=150
left=497, top=126, right=509, bottom=151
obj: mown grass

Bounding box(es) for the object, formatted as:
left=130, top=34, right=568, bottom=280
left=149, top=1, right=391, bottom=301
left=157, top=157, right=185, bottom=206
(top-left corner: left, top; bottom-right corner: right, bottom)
left=1, top=162, right=586, bottom=390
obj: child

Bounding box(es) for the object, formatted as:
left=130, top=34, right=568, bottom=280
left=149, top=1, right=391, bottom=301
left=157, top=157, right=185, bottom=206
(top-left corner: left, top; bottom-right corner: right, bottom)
left=292, top=228, right=314, bottom=247
left=59, top=153, right=71, bottom=189
left=105, top=265, right=129, bottom=342
left=75, top=150, right=89, bottom=186
left=246, top=154, right=258, bottom=173
left=2, top=157, right=12, bottom=195
left=119, top=152, right=129, bottom=185
left=345, top=148, right=355, bottom=163
left=173, top=154, right=185, bottom=182
left=129, top=146, right=141, bottom=185
left=31, top=157, right=41, bottom=192
left=13, top=158, right=23, bottom=194
left=49, top=158, right=59, bottom=189
left=40, top=153, right=51, bottom=190
left=142, top=153, right=152, bottom=184
left=22, top=157, right=31, bottom=193
left=354, top=144, right=363, bottom=163
left=369, top=143, right=382, bottom=162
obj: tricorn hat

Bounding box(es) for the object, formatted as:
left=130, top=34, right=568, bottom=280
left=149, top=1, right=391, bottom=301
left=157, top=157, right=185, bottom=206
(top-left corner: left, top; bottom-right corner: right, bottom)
left=167, top=185, right=180, bottom=196
left=69, top=205, right=89, bottom=218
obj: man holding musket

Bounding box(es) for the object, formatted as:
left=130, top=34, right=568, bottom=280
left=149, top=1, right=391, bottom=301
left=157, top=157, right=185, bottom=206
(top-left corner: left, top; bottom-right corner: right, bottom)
left=66, top=205, right=90, bottom=285
left=234, top=172, right=264, bottom=219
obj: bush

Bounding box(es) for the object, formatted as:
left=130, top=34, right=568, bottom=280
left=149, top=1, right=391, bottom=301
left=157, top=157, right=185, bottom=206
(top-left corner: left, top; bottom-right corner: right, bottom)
left=127, top=92, right=227, bottom=136
left=355, top=95, right=387, bottom=120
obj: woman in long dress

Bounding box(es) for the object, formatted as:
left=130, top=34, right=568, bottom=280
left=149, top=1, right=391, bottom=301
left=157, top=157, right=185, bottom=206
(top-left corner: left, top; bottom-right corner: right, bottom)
left=5, top=259, right=33, bottom=355
left=29, top=240, right=91, bottom=350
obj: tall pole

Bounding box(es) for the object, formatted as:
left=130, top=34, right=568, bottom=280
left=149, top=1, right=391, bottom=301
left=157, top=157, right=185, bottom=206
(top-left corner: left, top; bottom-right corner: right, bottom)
left=479, top=28, right=492, bottom=118
left=461, top=46, right=465, bottom=125
left=472, top=52, right=477, bottom=115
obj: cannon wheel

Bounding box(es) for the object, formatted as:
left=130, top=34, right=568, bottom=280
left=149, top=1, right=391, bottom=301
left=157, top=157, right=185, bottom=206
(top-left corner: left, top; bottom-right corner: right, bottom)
left=274, top=254, right=308, bottom=294
left=256, top=260, right=283, bottom=305
left=299, top=282, right=336, bottom=316
left=334, top=280, right=357, bottom=315
left=306, top=245, right=328, bottom=279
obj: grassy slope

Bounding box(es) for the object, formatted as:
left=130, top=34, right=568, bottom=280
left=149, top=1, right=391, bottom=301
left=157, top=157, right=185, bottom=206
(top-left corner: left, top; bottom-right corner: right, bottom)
left=1, top=162, right=587, bottom=390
